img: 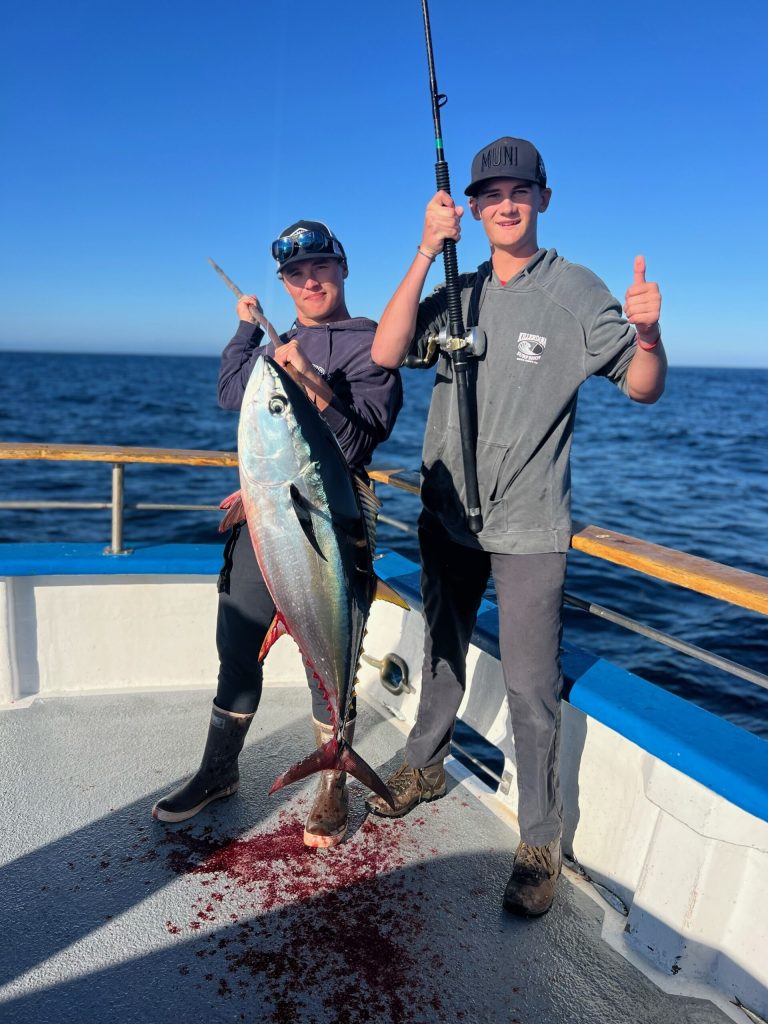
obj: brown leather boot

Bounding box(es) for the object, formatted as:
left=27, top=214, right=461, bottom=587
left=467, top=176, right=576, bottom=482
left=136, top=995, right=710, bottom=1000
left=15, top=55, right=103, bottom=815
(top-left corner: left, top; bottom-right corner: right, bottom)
left=365, top=760, right=446, bottom=818
left=303, top=718, right=354, bottom=849
left=502, top=835, right=562, bottom=916
left=152, top=703, right=254, bottom=823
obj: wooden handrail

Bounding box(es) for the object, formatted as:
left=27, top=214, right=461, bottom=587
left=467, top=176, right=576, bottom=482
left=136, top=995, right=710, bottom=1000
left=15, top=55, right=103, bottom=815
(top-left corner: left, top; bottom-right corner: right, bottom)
left=571, top=524, right=768, bottom=616
left=0, top=442, right=237, bottom=468
left=369, top=467, right=420, bottom=494
left=368, top=467, right=768, bottom=617
left=2, top=447, right=766, bottom=616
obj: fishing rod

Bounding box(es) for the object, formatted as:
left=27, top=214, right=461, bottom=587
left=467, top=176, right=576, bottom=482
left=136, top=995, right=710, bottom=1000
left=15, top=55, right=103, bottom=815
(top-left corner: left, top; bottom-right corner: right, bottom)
left=415, top=0, right=483, bottom=535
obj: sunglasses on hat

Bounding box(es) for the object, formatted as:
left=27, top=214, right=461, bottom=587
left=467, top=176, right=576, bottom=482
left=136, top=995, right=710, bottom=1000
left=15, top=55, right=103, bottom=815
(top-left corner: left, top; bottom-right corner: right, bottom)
left=271, top=229, right=344, bottom=265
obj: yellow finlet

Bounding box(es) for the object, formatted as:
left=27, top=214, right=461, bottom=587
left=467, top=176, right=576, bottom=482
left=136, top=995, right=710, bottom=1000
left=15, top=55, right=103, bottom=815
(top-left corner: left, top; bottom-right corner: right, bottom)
left=374, top=577, right=410, bottom=610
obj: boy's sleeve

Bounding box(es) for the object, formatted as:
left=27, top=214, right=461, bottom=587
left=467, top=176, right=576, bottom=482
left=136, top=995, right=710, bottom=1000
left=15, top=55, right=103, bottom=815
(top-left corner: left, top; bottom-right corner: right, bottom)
left=217, top=321, right=267, bottom=410
left=582, top=279, right=637, bottom=395
left=321, top=359, right=403, bottom=470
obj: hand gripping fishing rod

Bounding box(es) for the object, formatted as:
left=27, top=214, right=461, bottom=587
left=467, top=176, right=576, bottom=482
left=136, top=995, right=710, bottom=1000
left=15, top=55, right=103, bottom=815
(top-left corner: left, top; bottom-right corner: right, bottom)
left=412, top=0, right=483, bottom=534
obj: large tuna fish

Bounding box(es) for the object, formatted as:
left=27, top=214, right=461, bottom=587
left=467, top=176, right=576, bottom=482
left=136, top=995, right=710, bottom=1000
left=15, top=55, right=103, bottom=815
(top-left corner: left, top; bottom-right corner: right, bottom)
left=234, top=355, right=400, bottom=808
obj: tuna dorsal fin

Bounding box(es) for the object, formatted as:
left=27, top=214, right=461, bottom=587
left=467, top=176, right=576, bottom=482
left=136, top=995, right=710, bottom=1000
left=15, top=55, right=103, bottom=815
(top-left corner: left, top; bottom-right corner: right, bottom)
left=289, top=482, right=326, bottom=560
left=354, top=475, right=382, bottom=551
left=374, top=576, right=410, bottom=609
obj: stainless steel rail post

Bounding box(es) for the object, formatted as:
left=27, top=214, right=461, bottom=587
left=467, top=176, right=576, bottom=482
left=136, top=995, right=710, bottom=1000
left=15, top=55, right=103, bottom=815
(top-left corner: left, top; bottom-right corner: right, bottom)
left=104, top=463, right=130, bottom=555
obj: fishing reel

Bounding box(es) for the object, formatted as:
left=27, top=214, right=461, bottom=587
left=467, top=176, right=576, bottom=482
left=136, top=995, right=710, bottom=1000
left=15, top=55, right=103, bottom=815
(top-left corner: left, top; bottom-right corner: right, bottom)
left=404, top=325, right=486, bottom=369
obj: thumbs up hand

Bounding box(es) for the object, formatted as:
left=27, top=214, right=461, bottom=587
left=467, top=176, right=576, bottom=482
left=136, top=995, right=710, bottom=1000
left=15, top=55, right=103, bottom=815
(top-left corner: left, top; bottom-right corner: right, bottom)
left=624, top=255, right=662, bottom=347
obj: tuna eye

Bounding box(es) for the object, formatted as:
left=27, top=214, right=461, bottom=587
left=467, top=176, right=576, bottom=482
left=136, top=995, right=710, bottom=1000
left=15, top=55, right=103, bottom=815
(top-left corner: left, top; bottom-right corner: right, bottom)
left=268, top=393, right=287, bottom=415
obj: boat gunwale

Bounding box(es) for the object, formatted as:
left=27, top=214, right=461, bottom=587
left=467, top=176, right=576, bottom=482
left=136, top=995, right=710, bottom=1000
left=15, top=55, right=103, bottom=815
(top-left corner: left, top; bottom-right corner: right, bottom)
left=1, top=443, right=766, bottom=616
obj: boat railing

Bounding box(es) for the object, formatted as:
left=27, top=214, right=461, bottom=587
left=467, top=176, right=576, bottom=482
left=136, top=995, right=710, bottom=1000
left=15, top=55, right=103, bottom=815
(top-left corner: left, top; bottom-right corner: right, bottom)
left=0, top=442, right=238, bottom=556
left=2, top=441, right=767, bottom=693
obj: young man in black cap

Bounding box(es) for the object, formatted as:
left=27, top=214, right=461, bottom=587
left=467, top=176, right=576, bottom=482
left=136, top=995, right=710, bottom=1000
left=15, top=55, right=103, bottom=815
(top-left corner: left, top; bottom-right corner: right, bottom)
left=366, top=138, right=666, bottom=916
left=153, top=221, right=403, bottom=848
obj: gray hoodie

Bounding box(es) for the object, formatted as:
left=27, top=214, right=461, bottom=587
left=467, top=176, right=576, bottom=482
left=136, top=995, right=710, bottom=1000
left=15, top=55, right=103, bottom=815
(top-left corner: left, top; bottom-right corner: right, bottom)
left=411, top=248, right=636, bottom=554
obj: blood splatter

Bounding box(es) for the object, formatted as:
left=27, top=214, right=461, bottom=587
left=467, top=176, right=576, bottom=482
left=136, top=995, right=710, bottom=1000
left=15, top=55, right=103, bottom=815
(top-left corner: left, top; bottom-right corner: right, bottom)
left=159, top=810, right=448, bottom=1022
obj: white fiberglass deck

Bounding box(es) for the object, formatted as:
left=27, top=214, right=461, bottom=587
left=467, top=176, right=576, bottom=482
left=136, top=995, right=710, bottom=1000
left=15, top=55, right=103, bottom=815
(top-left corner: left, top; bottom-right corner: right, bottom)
left=0, top=687, right=735, bottom=1024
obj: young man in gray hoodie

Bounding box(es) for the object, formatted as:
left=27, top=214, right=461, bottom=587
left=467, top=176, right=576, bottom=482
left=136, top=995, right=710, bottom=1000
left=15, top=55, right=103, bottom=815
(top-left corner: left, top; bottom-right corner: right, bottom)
left=365, top=137, right=666, bottom=916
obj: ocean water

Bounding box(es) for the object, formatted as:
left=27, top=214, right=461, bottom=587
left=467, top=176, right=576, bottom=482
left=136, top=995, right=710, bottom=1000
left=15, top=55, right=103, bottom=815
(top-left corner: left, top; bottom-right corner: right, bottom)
left=1, top=351, right=766, bottom=738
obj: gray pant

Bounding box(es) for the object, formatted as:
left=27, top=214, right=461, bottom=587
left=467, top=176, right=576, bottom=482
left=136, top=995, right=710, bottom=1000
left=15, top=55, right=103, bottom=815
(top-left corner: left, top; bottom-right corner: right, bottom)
left=405, top=515, right=565, bottom=845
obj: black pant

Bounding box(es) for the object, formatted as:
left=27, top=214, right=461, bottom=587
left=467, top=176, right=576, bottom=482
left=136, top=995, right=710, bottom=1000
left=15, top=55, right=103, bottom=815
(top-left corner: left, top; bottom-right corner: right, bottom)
left=216, top=524, right=352, bottom=725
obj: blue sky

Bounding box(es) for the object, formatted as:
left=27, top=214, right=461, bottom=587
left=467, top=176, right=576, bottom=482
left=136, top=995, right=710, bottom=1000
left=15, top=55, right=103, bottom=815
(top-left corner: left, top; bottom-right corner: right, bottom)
left=1, top=0, right=766, bottom=367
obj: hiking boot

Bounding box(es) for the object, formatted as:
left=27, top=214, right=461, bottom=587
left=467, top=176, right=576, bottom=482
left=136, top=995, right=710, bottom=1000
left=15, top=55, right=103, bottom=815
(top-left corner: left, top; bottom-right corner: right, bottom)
left=303, top=718, right=355, bottom=849
left=502, top=835, right=562, bottom=916
left=152, top=703, right=254, bottom=823
left=364, top=760, right=446, bottom=818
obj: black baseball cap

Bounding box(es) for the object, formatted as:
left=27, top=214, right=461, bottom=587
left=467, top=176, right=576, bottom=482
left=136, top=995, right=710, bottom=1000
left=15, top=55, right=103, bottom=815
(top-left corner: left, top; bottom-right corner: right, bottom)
left=271, top=220, right=347, bottom=272
left=464, top=137, right=547, bottom=196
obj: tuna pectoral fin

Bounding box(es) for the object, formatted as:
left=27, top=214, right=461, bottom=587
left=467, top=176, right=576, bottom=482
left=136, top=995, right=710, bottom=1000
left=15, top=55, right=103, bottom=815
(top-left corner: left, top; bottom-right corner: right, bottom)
left=217, top=490, right=246, bottom=533
left=290, top=483, right=326, bottom=560
left=269, top=740, right=396, bottom=810
left=374, top=576, right=410, bottom=610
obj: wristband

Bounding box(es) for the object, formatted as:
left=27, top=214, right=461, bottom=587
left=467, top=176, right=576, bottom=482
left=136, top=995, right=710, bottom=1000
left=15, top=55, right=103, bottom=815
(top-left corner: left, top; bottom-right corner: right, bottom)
left=417, top=245, right=438, bottom=262
left=636, top=335, right=660, bottom=351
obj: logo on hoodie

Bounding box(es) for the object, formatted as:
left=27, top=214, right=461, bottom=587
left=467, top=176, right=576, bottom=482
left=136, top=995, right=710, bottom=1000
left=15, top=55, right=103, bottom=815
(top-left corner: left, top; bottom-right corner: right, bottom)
left=516, top=332, right=547, bottom=364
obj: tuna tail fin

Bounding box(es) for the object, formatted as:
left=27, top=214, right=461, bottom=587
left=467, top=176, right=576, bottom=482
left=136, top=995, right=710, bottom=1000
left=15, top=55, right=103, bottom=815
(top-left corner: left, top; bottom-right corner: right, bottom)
left=336, top=743, right=396, bottom=809
left=269, top=740, right=396, bottom=810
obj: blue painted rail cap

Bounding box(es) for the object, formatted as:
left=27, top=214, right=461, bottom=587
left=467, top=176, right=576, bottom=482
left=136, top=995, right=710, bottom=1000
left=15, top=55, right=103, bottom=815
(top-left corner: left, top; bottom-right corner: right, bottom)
left=564, top=643, right=768, bottom=824
left=0, top=542, right=223, bottom=576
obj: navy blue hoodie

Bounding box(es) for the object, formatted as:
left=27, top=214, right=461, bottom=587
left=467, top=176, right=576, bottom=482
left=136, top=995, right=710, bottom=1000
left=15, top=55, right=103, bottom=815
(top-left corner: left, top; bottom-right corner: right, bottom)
left=218, top=318, right=402, bottom=475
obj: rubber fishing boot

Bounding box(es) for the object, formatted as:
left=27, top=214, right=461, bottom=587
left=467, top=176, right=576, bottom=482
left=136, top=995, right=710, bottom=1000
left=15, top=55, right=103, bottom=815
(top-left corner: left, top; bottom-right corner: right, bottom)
left=364, top=760, right=446, bottom=818
left=303, top=718, right=355, bottom=849
left=502, top=835, right=562, bottom=917
left=152, top=703, right=254, bottom=823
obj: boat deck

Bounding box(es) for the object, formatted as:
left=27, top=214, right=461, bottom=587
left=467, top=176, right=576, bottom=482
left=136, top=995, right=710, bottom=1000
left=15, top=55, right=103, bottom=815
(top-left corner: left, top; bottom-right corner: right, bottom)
left=0, top=687, right=735, bottom=1024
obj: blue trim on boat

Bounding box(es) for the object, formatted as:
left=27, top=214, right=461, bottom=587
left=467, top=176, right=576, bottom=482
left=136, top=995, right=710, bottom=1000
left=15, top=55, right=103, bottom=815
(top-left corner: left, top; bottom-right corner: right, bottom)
left=2, top=543, right=766, bottom=822
left=377, top=551, right=768, bottom=824
left=0, top=543, right=223, bottom=576
left=564, top=652, right=768, bottom=823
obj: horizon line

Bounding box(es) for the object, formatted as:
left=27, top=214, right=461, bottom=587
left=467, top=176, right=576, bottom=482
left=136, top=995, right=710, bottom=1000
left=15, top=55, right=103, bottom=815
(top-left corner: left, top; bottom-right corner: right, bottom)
left=2, top=347, right=766, bottom=373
